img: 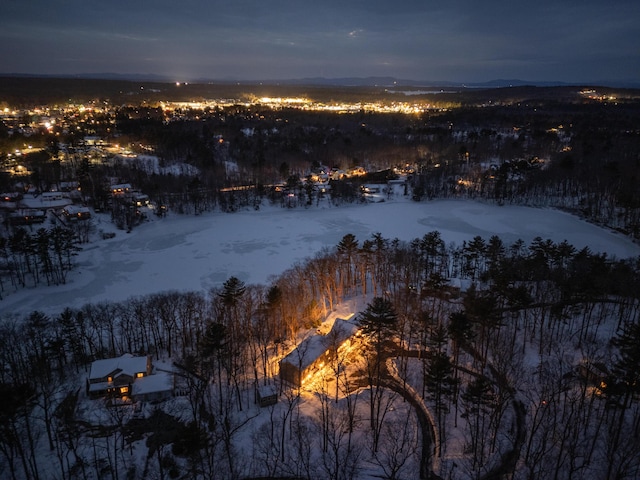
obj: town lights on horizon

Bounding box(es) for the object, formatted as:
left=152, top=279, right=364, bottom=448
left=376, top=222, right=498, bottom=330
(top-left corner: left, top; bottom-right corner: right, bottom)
left=257, top=97, right=311, bottom=105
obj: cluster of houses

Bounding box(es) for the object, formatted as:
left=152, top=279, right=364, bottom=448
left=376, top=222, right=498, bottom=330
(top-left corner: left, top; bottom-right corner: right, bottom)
left=308, top=165, right=367, bottom=184
left=110, top=182, right=151, bottom=209
left=0, top=179, right=154, bottom=228
left=87, top=315, right=361, bottom=409
left=0, top=183, right=91, bottom=227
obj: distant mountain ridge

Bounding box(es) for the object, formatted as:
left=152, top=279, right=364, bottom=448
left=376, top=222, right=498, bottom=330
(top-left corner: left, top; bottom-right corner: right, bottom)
left=1, top=72, right=639, bottom=89
left=274, top=77, right=572, bottom=88
left=271, top=76, right=640, bottom=89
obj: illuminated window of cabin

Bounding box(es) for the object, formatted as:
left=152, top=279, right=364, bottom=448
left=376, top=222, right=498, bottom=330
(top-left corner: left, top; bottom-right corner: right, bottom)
left=107, top=376, right=112, bottom=382
left=120, top=386, right=128, bottom=394
left=136, top=372, right=144, bottom=378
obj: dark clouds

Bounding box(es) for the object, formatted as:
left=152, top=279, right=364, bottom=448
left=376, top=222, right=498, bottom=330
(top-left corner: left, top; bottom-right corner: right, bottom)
left=1, top=0, right=638, bottom=83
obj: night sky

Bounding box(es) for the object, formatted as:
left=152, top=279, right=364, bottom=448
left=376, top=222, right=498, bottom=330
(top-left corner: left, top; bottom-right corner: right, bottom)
left=1, top=0, right=639, bottom=84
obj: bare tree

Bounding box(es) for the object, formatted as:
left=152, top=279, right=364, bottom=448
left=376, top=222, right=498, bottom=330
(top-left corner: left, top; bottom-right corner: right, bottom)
left=371, top=408, right=420, bottom=480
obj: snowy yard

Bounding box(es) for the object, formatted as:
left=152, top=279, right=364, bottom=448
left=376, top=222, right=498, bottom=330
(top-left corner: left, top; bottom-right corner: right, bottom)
left=2, top=197, right=638, bottom=317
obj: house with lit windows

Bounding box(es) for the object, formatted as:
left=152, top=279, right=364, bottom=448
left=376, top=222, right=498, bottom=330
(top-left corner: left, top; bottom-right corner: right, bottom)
left=86, top=353, right=152, bottom=399
left=62, top=205, right=91, bottom=221
left=279, top=316, right=358, bottom=387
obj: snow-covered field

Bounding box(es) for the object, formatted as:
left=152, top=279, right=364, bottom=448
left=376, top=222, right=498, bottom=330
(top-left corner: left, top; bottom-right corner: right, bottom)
left=2, top=197, right=639, bottom=317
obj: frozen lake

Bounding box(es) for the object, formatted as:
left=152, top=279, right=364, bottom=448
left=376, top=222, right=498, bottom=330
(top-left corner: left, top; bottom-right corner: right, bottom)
left=2, top=198, right=639, bottom=317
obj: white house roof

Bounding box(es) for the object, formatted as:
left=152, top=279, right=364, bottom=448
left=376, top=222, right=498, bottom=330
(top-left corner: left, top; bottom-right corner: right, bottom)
left=281, top=317, right=358, bottom=370
left=132, top=372, right=173, bottom=396
left=258, top=384, right=278, bottom=398
left=20, top=193, right=72, bottom=209
left=282, top=334, right=328, bottom=371
left=89, top=353, right=148, bottom=380
left=63, top=205, right=91, bottom=215
left=328, top=317, right=359, bottom=342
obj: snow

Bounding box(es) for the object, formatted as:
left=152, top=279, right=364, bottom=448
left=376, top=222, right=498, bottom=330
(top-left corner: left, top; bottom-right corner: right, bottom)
left=132, top=371, right=173, bottom=396
left=89, top=353, right=148, bottom=380
left=114, top=153, right=200, bottom=177
left=19, top=193, right=73, bottom=209
left=1, top=197, right=639, bottom=317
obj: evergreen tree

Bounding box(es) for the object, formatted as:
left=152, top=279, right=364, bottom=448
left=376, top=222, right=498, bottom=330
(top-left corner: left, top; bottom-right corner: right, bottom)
left=200, top=321, right=228, bottom=414
left=358, top=297, right=398, bottom=452
left=607, top=320, right=640, bottom=408
left=358, top=296, right=397, bottom=348
left=337, top=233, right=359, bottom=293
left=49, top=226, right=79, bottom=283
left=218, top=276, right=246, bottom=308
left=425, top=351, right=458, bottom=456
left=463, top=236, right=486, bottom=280
left=448, top=311, right=474, bottom=353
left=420, top=230, right=445, bottom=277
left=461, top=375, right=495, bottom=472
left=599, top=320, right=640, bottom=479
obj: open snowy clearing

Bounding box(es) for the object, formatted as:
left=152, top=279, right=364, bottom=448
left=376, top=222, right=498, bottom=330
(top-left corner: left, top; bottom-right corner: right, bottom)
left=2, top=197, right=639, bottom=317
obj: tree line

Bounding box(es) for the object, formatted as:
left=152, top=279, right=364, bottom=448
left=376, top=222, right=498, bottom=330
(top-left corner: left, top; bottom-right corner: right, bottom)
left=0, top=225, right=79, bottom=294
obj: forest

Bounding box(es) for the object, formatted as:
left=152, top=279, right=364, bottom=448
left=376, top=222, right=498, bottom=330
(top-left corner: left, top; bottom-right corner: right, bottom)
left=0, top=226, right=80, bottom=293
left=1, top=228, right=639, bottom=479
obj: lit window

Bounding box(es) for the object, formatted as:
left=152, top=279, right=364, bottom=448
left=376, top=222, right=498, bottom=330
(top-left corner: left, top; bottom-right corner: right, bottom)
left=136, top=372, right=144, bottom=378
left=120, top=386, right=128, bottom=394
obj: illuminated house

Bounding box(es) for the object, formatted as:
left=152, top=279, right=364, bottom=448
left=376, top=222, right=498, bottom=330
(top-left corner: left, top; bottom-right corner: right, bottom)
left=87, top=354, right=152, bottom=399
left=110, top=183, right=132, bottom=196
left=8, top=208, right=46, bottom=226
left=279, top=317, right=358, bottom=387
left=0, top=192, right=22, bottom=209
left=62, top=205, right=91, bottom=221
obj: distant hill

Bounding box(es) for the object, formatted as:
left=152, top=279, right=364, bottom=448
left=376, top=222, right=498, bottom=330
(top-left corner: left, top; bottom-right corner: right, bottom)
left=273, top=77, right=563, bottom=88
left=2, top=72, right=638, bottom=89
left=278, top=77, right=640, bottom=89
left=1, top=74, right=639, bottom=107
